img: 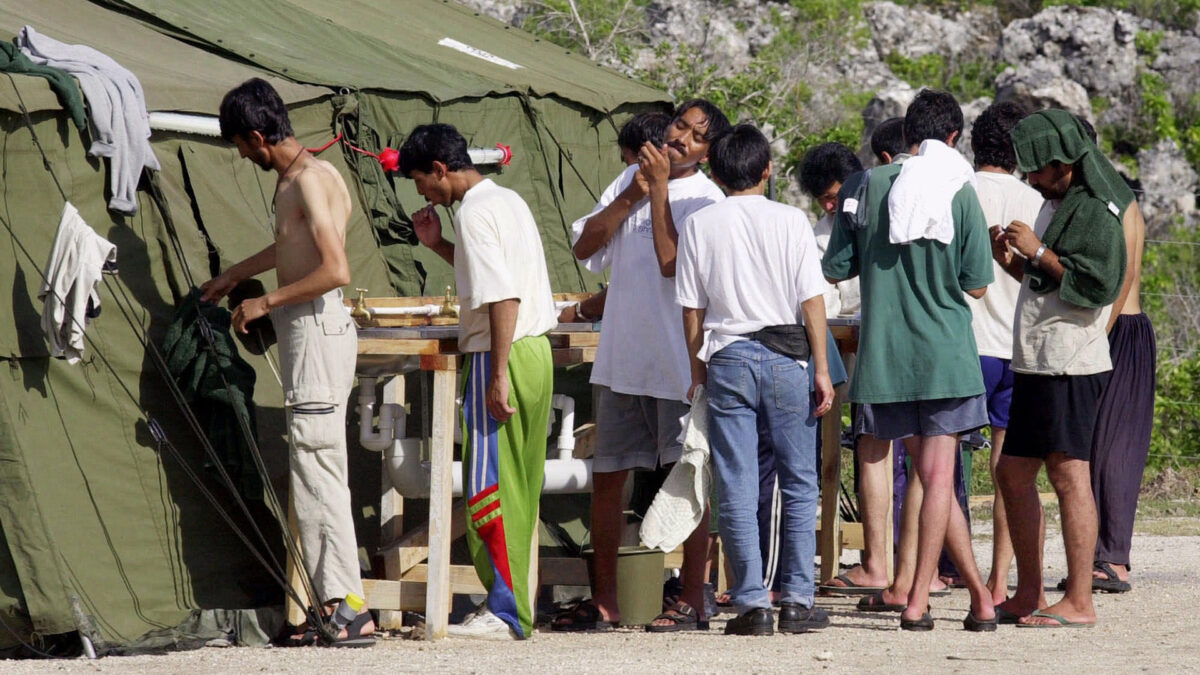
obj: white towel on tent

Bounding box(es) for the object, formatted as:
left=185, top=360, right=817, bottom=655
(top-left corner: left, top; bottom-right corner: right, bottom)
left=640, top=386, right=711, bottom=552
left=886, top=139, right=976, bottom=245
left=39, top=201, right=117, bottom=364
left=17, top=25, right=160, bottom=215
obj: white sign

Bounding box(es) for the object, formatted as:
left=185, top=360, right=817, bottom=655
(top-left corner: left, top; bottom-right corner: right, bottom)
left=438, top=38, right=523, bottom=70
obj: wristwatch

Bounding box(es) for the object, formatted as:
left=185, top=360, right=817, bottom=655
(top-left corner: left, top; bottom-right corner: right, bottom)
left=574, top=302, right=593, bottom=322
left=1032, top=243, right=1047, bottom=266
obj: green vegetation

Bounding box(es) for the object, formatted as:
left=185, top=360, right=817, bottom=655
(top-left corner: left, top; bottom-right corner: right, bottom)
left=884, top=51, right=1007, bottom=102
left=1134, top=29, right=1164, bottom=59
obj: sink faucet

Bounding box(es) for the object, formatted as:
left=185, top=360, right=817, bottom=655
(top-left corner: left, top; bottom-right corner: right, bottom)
left=439, top=285, right=459, bottom=318
left=351, top=288, right=373, bottom=322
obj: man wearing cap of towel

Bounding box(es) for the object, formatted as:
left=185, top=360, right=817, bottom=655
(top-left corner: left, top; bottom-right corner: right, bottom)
left=994, top=109, right=1131, bottom=628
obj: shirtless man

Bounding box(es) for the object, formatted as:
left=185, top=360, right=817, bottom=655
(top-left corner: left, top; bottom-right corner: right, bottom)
left=201, top=78, right=373, bottom=647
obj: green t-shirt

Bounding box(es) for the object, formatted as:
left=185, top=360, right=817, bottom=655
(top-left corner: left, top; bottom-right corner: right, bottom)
left=821, top=164, right=994, bottom=404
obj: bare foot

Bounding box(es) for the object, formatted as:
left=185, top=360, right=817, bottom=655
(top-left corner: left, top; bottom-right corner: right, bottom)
left=1018, top=599, right=1095, bottom=626
left=929, top=577, right=949, bottom=593
left=823, top=564, right=888, bottom=590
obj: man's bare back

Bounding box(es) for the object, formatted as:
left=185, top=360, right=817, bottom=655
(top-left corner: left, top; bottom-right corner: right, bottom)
left=274, top=156, right=352, bottom=288
left=1116, top=201, right=1145, bottom=317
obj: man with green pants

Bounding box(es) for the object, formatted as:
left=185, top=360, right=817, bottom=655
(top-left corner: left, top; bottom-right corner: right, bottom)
left=401, top=124, right=558, bottom=640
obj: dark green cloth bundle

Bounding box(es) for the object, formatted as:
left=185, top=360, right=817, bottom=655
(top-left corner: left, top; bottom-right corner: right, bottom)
left=0, top=40, right=87, bottom=132
left=1010, top=109, right=1131, bottom=308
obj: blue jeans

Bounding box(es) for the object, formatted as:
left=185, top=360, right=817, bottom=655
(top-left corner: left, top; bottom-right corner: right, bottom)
left=707, top=340, right=819, bottom=613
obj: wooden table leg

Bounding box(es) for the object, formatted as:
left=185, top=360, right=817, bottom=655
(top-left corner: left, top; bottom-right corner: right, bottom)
left=425, top=364, right=457, bottom=640
left=818, top=390, right=842, bottom=584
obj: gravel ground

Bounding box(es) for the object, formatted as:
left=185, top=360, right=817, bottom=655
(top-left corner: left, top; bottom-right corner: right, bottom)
left=9, top=525, right=1200, bottom=674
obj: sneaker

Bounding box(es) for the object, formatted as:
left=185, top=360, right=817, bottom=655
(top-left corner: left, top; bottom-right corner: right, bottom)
left=778, top=603, right=830, bottom=634
left=446, top=607, right=519, bottom=641
left=724, top=607, right=774, bottom=636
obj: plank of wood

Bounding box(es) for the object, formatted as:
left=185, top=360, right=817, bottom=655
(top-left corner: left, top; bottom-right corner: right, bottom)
left=362, top=578, right=427, bottom=612
left=552, top=347, right=596, bottom=366
left=376, top=502, right=467, bottom=572
left=420, top=354, right=461, bottom=371
left=424, top=367, right=457, bottom=640
left=358, top=338, right=446, bottom=355
left=818, top=389, right=843, bottom=584
left=401, top=564, right=488, bottom=595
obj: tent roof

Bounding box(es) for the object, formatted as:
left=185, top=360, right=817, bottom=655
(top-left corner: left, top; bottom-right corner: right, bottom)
left=93, top=0, right=668, bottom=111
left=0, top=0, right=328, bottom=114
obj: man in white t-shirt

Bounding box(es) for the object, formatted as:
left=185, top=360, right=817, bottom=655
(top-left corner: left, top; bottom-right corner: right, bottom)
left=964, top=101, right=1045, bottom=605
left=677, top=123, right=834, bottom=636
left=401, top=124, right=558, bottom=641
left=553, top=100, right=730, bottom=633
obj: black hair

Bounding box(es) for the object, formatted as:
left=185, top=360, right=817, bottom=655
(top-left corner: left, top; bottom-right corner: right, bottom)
left=903, top=89, right=963, bottom=146
left=708, top=123, right=771, bottom=192
left=397, top=123, right=474, bottom=177
left=799, top=142, right=864, bottom=198
left=1076, top=115, right=1098, bottom=143
left=618, top=111, right=672, bottom=152
left=674, top=99, right=732, bottom=143
left=971, top=101, right=1029, bottom=172
left=870, top=117, right=907, bottom=163
left=219, top=77, right=293, bottom=144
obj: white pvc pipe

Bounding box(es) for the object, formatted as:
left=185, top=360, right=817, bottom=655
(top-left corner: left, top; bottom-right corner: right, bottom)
left=360, top=381, right=591, bottom=496
left=149, top=113, right=510, bottom=165
left=368, top=304, right=445, bottom=317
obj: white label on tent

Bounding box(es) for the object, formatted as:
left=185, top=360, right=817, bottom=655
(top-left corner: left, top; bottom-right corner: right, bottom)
left=438, top=38, right=523, bottom=70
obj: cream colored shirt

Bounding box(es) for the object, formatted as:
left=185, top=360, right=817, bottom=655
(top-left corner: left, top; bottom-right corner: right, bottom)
left=454, top=179, right=558, bottom=353
left=813, top=214, right=860, bottom=317
left=1011, top=201, right=1112, bottom=375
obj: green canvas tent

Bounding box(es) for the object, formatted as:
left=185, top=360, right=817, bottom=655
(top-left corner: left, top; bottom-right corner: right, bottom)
left=0, top=0, right=667, bottom=655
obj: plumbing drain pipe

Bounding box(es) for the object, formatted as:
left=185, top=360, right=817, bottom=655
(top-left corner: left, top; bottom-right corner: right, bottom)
left=358, top=378, right=591, bottom=497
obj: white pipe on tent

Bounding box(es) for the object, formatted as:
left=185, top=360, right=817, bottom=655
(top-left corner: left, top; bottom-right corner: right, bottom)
left=148, top=112, right=511, bottom=165
left=358, top=377, right=592, bottom=497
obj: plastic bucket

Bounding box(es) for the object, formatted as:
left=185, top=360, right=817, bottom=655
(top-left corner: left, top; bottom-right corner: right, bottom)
left=583, top=546, right=666, bottom=626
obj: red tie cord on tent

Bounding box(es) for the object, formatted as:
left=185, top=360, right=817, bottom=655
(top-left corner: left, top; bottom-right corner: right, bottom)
left=307, top=132, right=513, bottom=170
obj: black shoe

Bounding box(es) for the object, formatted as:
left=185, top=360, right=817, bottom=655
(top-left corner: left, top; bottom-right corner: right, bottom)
left=778, top=603, right=830, bottom=633
left=724, top=607, right=774, bottom=636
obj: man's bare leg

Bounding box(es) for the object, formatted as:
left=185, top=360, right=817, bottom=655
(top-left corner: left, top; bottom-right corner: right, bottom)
left=986, top=427, right=1013, bottom=604
left=590, top=469, right=629, bottom=623
left=942, top=485, right=996, bottom=620
left=651, top=507, right=711, bottom=626
left=996, top=454, right=1047, bottom=617
left=901, top=434, right=958, bottom=623
left=878, top=437, right=921, bottom=606
left=1022, top=454, right=1098, bottom=626
left=831, top=435, right=891, bottom=588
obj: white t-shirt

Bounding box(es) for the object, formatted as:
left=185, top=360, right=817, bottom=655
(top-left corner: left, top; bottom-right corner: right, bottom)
left=1011, top=200, right=1113, bottom=375
left=965, top=171, right=1045, bottom=360
left=812, top=213, right=860, bottom=317
left=572, top=165, right=724, bottom=401
left=676, top=195, right=828, bottom=363
left=454, top=179, right=558, bottom=353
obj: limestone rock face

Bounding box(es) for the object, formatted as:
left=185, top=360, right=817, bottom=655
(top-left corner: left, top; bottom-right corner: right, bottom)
left=865, top=1, right=1001, bottom=60
left=1152, top=32, right=1200, bottom=108
left=994, top=63, right=1094, bottom=122
left=1138, top=140, right=1200, bottom=230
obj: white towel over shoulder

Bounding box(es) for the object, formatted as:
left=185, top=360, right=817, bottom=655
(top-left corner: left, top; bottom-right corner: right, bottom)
left=886, top=139, right=976, bottom=245
left=640, top=386, right=711, bottom=552
left=39, top=202, right=117, bottom=364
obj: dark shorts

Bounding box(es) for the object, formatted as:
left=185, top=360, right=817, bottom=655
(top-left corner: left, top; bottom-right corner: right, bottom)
left=980, top=356, right=1015, bottom=429
left=1005, top=372, right=1111, bottom=461
left=593, top=386, right=687, bottom=472
left=868, top=394, right=989, bottom=441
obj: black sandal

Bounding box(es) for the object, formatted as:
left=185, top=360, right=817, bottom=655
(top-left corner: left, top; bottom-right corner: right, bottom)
left=645, top=601, right=709, bottom=633
left=551, top=600, right=616, bottom=633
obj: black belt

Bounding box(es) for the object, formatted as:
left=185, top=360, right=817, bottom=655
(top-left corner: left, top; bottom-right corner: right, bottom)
left=745, top=324, right=810, bottom=361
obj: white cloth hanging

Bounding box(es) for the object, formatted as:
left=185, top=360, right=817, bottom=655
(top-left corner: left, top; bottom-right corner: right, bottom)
left=640, top=386, right=712, bottom=552
left=17, top=25, right=160, bottom=214
left=39, top=202, right=117, bottom=363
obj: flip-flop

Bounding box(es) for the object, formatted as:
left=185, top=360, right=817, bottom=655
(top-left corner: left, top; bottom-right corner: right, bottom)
left=856, top=591, right=905, bottom=613
left=330, top=612, right=376, bottom=648
left=963, top=610, right=998, bottom=632
left=818, top=573, right=885, bottom=596
left=994, top=606, right=1023, bottom=625
left=550, top=600, right=616, bottom=633
left=1092, top=561, right=1132, bottom=593
left=645, top=601, right=709, bottom=633
left=1014, top=609, right=1095, bottom=629
left=900, top=612, right=934, bottom=631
